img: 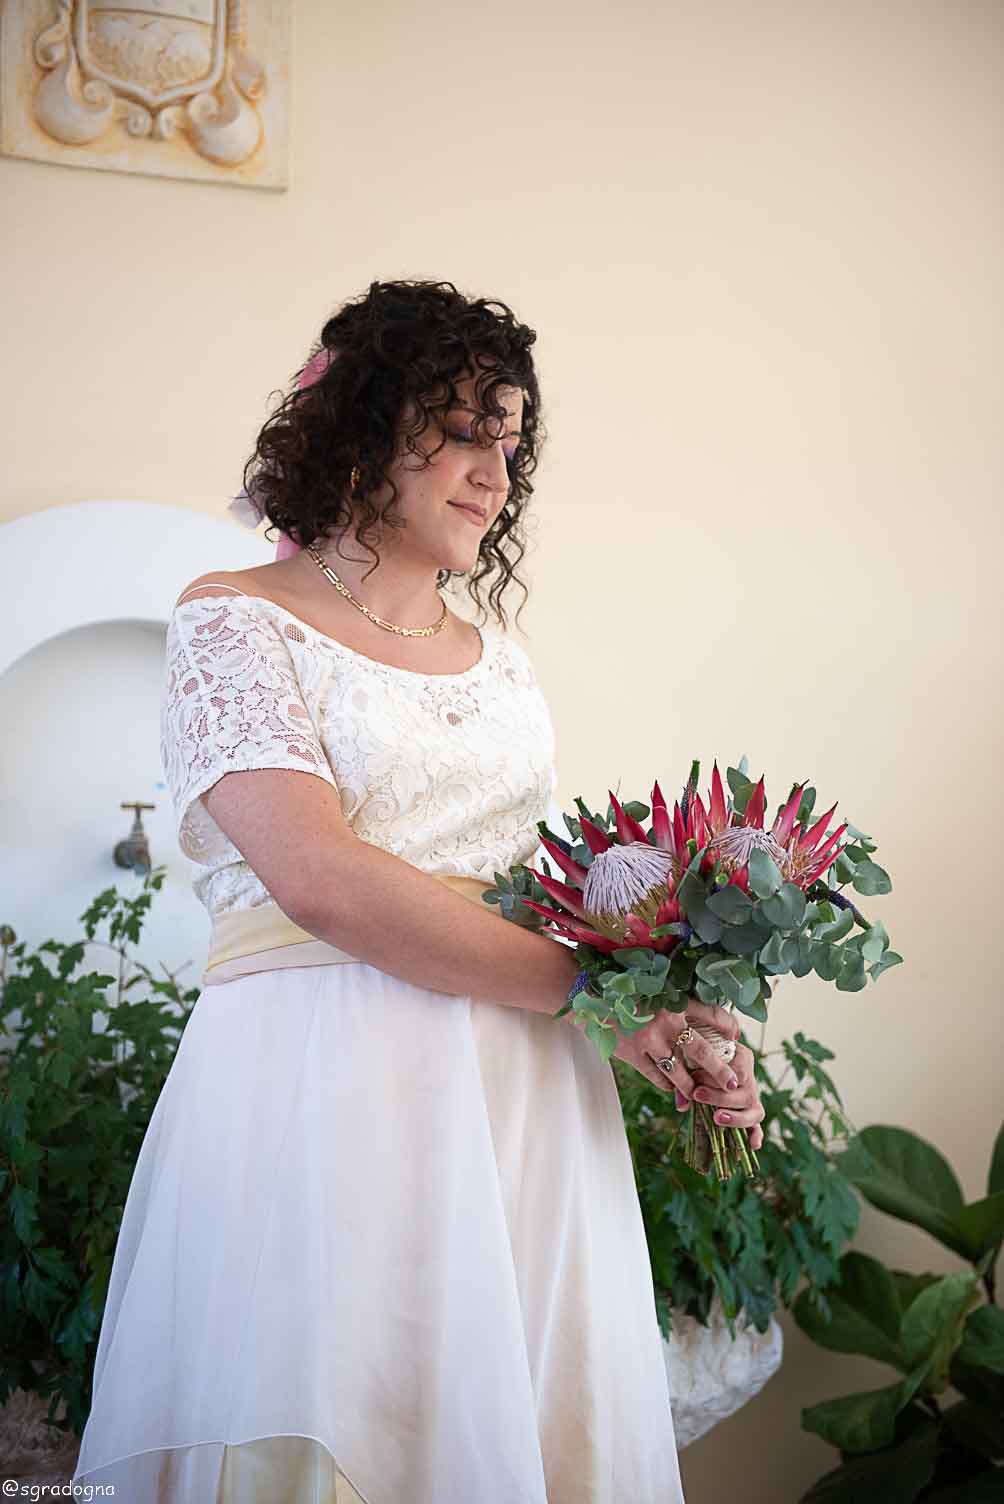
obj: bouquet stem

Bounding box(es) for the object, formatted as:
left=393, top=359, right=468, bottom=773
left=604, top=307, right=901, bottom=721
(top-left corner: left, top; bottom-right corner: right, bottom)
left=686, top=1017, right=762, bottom=1180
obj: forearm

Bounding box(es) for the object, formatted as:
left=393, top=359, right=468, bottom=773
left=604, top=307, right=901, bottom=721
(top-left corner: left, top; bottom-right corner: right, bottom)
left=291, top=834, right=583, bottom=1018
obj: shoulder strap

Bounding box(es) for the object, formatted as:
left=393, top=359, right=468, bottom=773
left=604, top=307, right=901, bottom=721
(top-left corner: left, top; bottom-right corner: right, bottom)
left=175, top=581, right=250, bottom=606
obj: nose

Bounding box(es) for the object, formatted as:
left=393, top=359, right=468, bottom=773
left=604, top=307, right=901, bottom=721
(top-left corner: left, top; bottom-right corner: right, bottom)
left=473, top=442, right=511, bottom=497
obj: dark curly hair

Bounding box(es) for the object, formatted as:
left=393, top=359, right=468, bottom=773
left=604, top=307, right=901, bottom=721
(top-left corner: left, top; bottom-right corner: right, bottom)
left=242, top=278, right=546, bottom=632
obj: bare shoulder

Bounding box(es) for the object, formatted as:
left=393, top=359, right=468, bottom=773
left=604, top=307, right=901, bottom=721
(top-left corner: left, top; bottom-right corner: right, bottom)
left=172, top=566, right=272, bottom=609
left=173, top=560, right=300, bottom=610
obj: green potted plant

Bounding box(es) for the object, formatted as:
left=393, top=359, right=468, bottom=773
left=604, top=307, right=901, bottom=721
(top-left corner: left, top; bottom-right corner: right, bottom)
left=0, top=869, right=197, bottom=1459
left=791, top=1120, right=1004, bottom=1500
left=612, top=1023, right=862, bottom=1444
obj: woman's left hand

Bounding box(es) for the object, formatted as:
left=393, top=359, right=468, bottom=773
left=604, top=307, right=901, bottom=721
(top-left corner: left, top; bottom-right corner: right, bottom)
left=672, top=1003, right=766, bottom=1153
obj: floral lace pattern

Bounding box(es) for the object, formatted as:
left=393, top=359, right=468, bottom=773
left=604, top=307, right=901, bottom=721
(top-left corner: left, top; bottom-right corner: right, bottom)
left=159, top=593, right=558, bottom=918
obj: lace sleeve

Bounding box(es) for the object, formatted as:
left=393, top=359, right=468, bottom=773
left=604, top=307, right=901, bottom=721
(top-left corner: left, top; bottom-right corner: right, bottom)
left=160, top=594, right=339, bottom=863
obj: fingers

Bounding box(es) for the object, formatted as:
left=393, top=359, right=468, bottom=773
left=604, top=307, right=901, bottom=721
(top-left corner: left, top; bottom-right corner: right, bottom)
left=690, top=1044, right=757, bottom=1108
left=688, top=1044, right=767, bottom=1140
left=705, top=1101, right=766, bottom=1130
left=671, top=1023, right=739, bottom=1093
left=628, top=1048, right=694, bottom=1100
left=685, top=999, right=741, bottom=1041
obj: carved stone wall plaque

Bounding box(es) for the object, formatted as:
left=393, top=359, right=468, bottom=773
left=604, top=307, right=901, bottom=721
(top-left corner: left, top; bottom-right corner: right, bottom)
left=1, top=0, right=289, bottom=189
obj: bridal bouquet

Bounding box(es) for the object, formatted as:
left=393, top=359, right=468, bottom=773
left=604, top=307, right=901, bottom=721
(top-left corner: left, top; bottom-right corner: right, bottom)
left=483, top=759, right=901, bottom=1180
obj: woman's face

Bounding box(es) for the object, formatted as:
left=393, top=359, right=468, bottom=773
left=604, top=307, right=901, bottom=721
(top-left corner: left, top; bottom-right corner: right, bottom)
left=375, top=371, right=525, bottom=571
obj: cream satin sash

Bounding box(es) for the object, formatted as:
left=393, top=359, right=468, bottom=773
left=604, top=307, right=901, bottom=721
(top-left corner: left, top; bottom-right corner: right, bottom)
left=202, top=873, right=499, bottom=987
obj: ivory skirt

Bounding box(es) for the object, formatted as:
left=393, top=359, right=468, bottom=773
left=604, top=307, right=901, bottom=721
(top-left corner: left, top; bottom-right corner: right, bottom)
left=71, top=958, right=685, bottom=1502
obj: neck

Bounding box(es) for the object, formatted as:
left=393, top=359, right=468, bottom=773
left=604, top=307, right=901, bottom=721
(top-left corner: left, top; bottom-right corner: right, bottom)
left=303, top=534, right=447, bottom=628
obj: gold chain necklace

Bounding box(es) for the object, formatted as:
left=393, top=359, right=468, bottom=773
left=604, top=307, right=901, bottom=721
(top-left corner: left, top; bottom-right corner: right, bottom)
left=304, top=543, right=449, bottom=638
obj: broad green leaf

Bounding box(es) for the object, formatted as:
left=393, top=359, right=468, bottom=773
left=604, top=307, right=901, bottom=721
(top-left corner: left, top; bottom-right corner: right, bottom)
left=942, top=1396, right=1004, bottom=1462
left=956, top=1303, right=1004, bottom=1374
left=954, top=1191, right=1004, bottom=1260
left=799, top=1418, right=938, bottom=1504
left=988, top=1119, right=1004, bottom=1197
left=792, top=1251, right=906, bottom=1369
left=801, top=1363, right=930, bottom=1452
left=890, top=1271, right=942, bottom=1315
left=900, top=1271, right=981, bottom=1390
left=920, top=1463, right=1004, bottom=1498
left=835, top=1127, right=970, bottom=1256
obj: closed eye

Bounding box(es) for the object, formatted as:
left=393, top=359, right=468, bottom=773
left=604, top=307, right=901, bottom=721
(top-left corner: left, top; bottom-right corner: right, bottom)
left=448, top=430, right=520, bottom=479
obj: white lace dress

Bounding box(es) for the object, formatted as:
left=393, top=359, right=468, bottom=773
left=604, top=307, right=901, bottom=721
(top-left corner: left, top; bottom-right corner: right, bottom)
left=72, top=590, right=685, bottom=1504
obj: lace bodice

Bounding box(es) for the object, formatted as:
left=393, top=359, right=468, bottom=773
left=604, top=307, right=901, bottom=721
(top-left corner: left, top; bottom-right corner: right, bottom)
left=159, top=590, right=558, bottom=919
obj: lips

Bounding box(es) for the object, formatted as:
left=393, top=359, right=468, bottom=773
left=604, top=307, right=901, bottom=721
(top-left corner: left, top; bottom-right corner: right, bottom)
left=449, top=502, right=487, bottom=524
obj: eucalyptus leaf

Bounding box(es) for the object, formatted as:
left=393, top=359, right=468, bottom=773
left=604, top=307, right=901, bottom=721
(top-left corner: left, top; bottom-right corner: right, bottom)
left=706, top=885, right=755, bottom=924
left=734, top=992, right=769, bottom=1023
left=758, top=931, right=787, bottom=970
left=835, top=951, right=868, bottom=991
left=717, top=923, right=764, bottom=957
left=832, top=854, right=858, bottom=887
left=860, top=921, right=890, bottom=962
left=812, top=907, right=856, bottom=944
left=869, top=951, right=904, bottom=980
left=686, top=890, right=724, bottom=945
left=852, top=860, right=893, bottom=896
left=761, top=882, right=807, bottom=929
left=585, top=1018, right=619, bottom=1061
left=747, top=847, right=783, bottom=899
left=813, top=943, right=843, bottom=983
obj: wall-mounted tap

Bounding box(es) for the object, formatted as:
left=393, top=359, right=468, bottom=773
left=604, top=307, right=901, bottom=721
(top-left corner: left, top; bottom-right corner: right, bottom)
left=114, top=802, right=154, bottom=875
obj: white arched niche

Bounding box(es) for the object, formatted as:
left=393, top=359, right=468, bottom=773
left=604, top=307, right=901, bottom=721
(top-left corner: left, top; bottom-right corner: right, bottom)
left=0, top=499, right=568, bottom=996
left=0, top=500, right=271, bottom=987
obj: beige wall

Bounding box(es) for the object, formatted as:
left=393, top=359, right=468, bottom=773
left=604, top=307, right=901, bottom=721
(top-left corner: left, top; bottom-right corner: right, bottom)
left=3, top=1, right=1002, bottom=1497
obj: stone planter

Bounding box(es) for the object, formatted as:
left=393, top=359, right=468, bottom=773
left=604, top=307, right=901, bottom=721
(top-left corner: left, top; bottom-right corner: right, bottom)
left=662, top=1291, right=784, bottom=1446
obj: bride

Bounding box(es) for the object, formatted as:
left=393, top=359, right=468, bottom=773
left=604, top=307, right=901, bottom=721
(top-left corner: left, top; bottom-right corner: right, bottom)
left=72, top=276, right=765, bottom=1503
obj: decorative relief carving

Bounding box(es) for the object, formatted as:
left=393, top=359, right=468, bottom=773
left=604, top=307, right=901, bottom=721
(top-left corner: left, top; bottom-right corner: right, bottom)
left=1, top=0, right=288, bottom=188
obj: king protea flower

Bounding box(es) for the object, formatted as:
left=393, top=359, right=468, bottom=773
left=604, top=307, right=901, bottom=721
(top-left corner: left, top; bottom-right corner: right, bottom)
left=521, top=762, right=849, bottom=954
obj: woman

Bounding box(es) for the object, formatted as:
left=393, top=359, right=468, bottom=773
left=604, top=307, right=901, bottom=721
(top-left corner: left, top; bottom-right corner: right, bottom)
left=73, top=278, right=765, bottom=1503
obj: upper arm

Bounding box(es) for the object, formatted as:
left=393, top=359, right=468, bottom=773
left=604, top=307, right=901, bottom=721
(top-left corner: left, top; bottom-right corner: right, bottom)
left=200, top=765, right=355, bottom=924
left=161, top=583, right=356, bottom=920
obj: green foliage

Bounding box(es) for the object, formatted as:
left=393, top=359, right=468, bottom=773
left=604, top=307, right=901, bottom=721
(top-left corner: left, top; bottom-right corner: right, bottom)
left=612, top=1028, right=860, bottom=1342
left=792, top=1120, right=1004, bottom=1502
left=0, top=870, right=197, bottom=1439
